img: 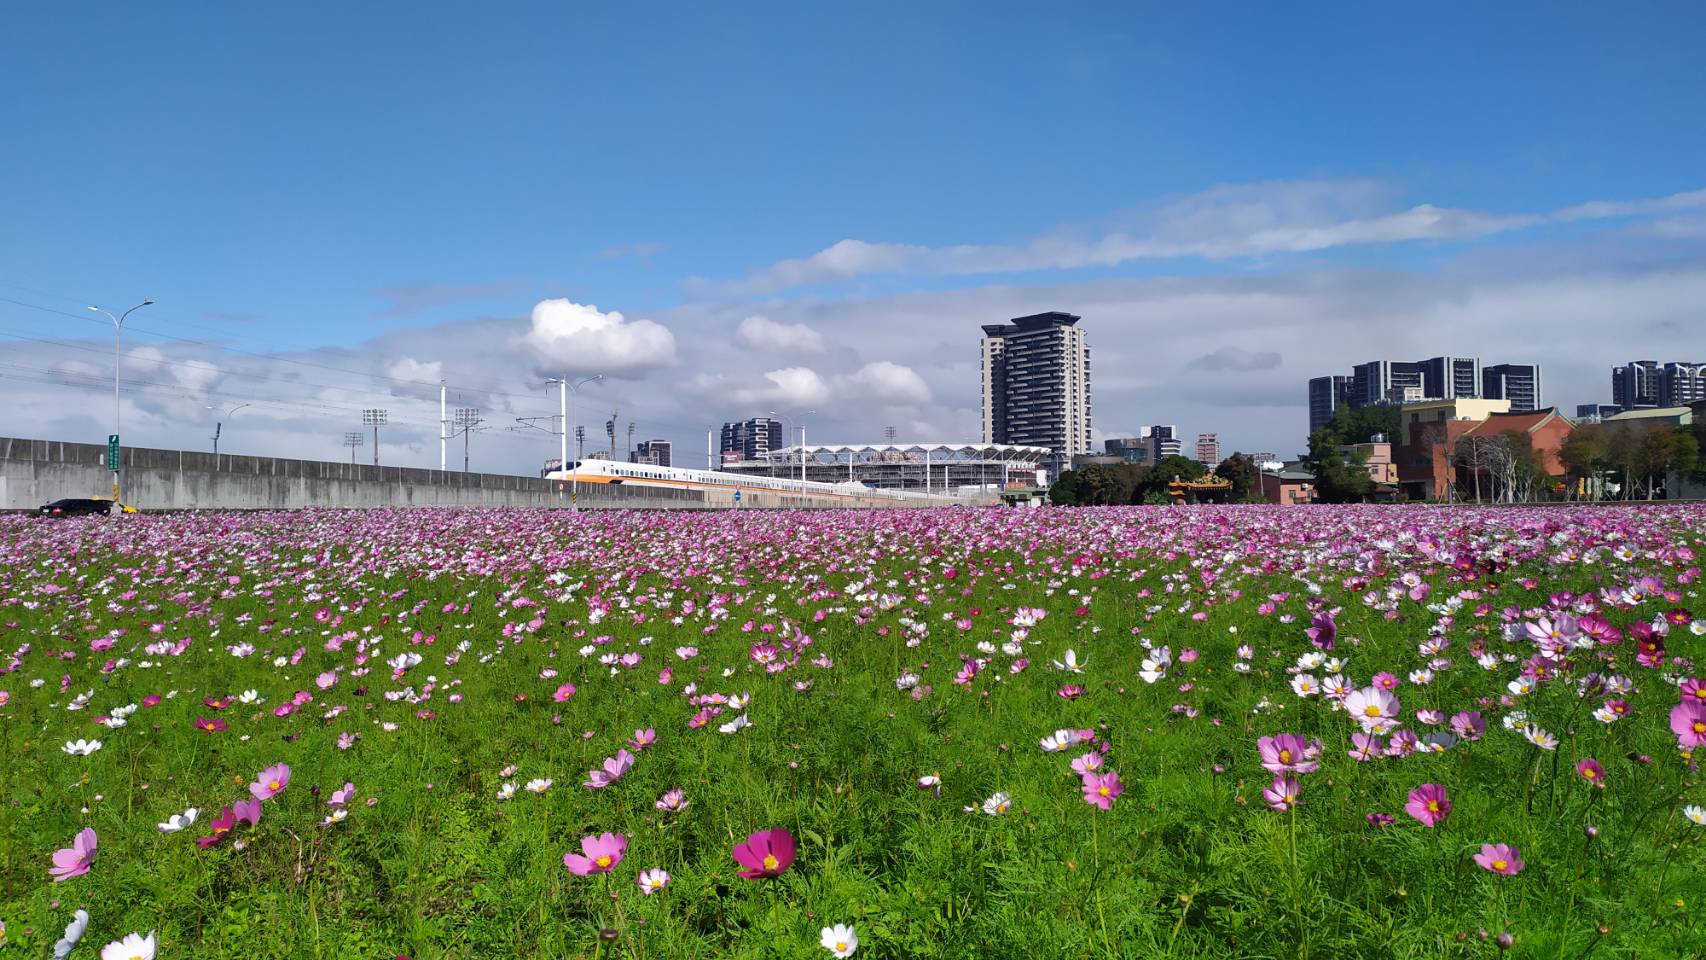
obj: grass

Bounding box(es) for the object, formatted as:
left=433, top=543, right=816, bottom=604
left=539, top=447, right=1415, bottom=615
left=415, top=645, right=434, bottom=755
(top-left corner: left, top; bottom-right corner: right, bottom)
left=0, top=504, right=1702, bottom=958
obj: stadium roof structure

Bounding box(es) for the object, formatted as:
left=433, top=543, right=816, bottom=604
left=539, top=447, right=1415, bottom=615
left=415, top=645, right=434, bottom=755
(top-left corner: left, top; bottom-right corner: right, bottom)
left=763, top=442, right=1052, bottom=464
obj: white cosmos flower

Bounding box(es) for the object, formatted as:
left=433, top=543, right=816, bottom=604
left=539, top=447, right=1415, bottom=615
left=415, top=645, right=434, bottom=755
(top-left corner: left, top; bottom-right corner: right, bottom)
left=637, top=867, right=670, bottom=894
left=237, top=689, right=263, bottom=704
left=1523, top=727, right=1559, bottom=750
left=1684, top=804, right=1706, bottom=826
left=1290, top=674, right=1319, bottom=698
left=894, top=673, right=920, bottom=690
left=53, top=910, right=90, bottom=960
left=497, top=781, right=517, bottom=800
left=100, top=930, right=156, bottom=960
left=524, top=778, right=552, bottom=794
left=820, top=923, right=859, bottom=957
left=63, top=739, right=103, bottom=756
left=980, top=792, right=1011, bottom=816
left=157, top=808, right=199, bottom=832
left=718, top=714, right=752, bottom=734
left=1139, top=646, right=1172, bottom=684
left=1052, top=649, right=1086, bottom=673
left=1039, top=729, right=1082, bottom=753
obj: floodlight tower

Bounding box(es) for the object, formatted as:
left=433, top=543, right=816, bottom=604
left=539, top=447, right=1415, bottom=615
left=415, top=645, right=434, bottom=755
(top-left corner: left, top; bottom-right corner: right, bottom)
left=362, top=409, right=388, bottom=466
left=343, top=431, right=365, bottom=464
left=453, top=407, right=483, bottom=474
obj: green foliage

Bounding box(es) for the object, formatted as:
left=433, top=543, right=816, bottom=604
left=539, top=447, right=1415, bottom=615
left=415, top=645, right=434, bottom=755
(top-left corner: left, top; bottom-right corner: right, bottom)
left=1301, top=429, right=1372, bottom=503
left=1216, top=453, right=1259, bottom=501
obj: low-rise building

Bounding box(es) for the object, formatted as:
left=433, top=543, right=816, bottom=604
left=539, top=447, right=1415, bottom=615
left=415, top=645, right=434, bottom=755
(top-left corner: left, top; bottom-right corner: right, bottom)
left=1260, top=463, right=1316, bottom=505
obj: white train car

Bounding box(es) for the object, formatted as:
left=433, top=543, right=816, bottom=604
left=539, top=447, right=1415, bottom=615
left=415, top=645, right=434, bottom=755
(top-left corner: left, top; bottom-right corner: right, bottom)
left=543, top=459, right=950, bottom=506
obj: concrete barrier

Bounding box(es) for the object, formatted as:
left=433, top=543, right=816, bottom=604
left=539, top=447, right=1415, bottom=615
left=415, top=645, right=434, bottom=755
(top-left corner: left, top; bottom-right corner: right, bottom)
left=0, top=436, right=974, bottom=511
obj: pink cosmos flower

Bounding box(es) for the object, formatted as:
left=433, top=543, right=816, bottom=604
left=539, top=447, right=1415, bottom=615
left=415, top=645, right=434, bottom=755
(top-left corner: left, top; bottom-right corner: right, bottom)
left=563, top=832, right=628, bottom=875
left=250, top=763, right=291, bottom=800
left=628, top=728, right=657, bottom=750
left=1081, top=771, right=1124, bottom=810
left=196, top=807, right=237, bottom=848
left=328, top=782, right=356, bottom=808
left=49, top=827, right=97, bottom=881
left=233, top=797, right=262, bottom=826
left=732, top=828, right=796, bottom=879
left=1257, top=733, right=1322, bottom=774
left=1449, top=711, right=1486, bottom=741
left=194, top=716, right=228, bottom=733
left=584, top=749, right=635, bottom=789
left=1474, top=843, right=1524, bottom=875
left=655, top=788, right=689, bottom=812
left=1348, top=732, right=1383, bottom=761
left=553, top=683, right=577, bottom=703
left=1372, top=672, right=1400, bottom=692
left=1262, top=775, right=1301, bottom=811
left=1071, top=751, right=1106, bottom=775
left=1575, top=758, right=1606, bottom=787
left=1404, top=784, right=1450, bottom=827
left=1672, top=701, right=1706, bottom=747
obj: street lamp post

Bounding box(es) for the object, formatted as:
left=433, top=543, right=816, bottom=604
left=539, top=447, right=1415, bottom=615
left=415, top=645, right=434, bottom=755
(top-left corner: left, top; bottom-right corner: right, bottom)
left=544, top=375, right=603, bottom=510
left=206, top=402, right=249, bottom=459
left=88, top=299, right=154, bottom=509
left=768, top=409, right=815, bottom=485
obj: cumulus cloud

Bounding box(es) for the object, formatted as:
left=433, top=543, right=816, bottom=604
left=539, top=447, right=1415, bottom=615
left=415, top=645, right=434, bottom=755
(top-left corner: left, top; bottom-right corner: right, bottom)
left=716, top=181, right=1706, bottom=295
left=835, top=360, right=933, bottom=405
left=521, top=299, right=677, bottom=377
left=735, top=315, right=826, bottom=354
left=1185, top=346, right=1282, bottom=372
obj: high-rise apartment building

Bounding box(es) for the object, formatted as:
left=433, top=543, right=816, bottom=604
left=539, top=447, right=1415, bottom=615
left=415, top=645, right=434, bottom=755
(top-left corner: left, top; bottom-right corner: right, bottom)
left=1311, top=356, right=1541, bottom=432
left=1308, top=375, right=1350, bottom=432
left=1104, top=437, right=1150, bottom=464
left=1481, top=363, right=1543, bottom=412
left=1195, top=433, right=1221, bottom=468
left=979, top=312, right=1091, bottom=475
left=1421, top=356, right=1482, bottom=400
left=719, top=417, right=782, bottom=461
left=633, top=439, right=672, bottom=467
left=1146, top=425, right=1182, bottom=461
left=1659, top=363, right=1706, bottom=406
left=1612, top=361, right=1661, bottom=409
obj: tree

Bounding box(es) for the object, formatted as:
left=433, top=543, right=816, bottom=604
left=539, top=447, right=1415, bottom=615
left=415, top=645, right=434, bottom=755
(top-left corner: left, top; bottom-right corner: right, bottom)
left=1077, top=464, right=1117, bottom=506
left=1048, top=470, right=1082, bottom=506
left=1302, top=428, right=1372, bottom=503
left=1217, top=452, right=1259, bottom=502
left=1328, top=404, right=1402, bottom=445
left=1559, top=423, right=1609, bottom=500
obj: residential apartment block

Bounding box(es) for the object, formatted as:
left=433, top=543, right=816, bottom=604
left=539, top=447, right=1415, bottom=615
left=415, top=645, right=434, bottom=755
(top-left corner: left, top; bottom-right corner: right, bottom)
left=980, top=312, right=1092, bottom=475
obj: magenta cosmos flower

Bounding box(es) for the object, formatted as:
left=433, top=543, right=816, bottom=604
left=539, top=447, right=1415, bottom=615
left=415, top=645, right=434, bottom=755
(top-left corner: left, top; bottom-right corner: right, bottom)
left=1081, top=771, right=1124, bottom=810
left=49, top=827, right=97, bottom=881
left=1404, top=784, right=1450, bottom=827
left=585, top=749, right=634, bottom=789
left=1262, top=775, right=1301, bottom=811
left=1671, top=701, right=1706, bottom=747
left=1474, top=843, right=1524, bottom=875
left=250, top=763, right=291, bottom=800
left=732, top=828, right=796, bottom=879
left=563, top=832, right=628, bottom=875
left=196, top=807, right=238, bottom=848
left=1257, top=733, right=1321, bottom=774
left=1575, top=758, right=1607, bottom=787
left=553, top=683, right=577, bottom=703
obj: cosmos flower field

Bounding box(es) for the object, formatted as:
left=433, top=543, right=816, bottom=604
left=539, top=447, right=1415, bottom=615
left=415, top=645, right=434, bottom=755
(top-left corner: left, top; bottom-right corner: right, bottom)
left=2, top=505, right=1703, bottom=959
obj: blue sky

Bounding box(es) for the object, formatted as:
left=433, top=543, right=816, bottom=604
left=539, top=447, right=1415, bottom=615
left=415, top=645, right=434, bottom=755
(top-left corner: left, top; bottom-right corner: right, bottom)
left=3, top=3, right=1704, bottom=466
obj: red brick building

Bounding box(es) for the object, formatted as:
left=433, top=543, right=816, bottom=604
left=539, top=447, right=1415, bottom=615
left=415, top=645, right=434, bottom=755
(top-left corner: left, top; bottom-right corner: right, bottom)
left=1396, top=407, right=1574, bottom=500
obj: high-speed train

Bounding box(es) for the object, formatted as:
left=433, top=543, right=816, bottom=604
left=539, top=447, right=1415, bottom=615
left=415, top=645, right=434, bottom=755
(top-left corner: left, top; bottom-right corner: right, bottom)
left=542, top=459, right=948, bottom=506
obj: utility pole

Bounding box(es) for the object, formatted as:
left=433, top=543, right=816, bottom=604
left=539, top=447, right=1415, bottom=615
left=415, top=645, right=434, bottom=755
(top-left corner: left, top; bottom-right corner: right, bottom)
left=606, top=409, right=618, bottom=461
left=575, top=425, right=586, bottom=460
left=439, top=381, right=447, bottom=472
left=885, top=425, right=896, bottom=443
left=343, top=431, right=364, bottom=464
left=88, top=299, right=154, bottom=509
left=627, top=421, right=635, bottom=463
left=544, top=375, right=602, bottom=510
left=362, top=409, right=388, bottom=466
left=453, top=407, right=482, bottom=474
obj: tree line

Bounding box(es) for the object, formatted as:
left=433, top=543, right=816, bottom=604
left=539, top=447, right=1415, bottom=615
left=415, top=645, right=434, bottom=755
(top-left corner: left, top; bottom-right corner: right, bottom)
left=1048, top=453, right=1263, bottom=506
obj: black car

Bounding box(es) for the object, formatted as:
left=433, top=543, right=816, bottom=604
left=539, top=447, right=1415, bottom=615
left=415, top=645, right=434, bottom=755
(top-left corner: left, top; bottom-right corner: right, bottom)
left=38, top=498, right=136, bottom=517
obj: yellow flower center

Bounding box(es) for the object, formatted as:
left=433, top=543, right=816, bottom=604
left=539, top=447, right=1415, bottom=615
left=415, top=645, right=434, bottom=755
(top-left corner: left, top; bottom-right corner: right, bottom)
left=1491, top=859, right=1508, bottom=871
left=1098, top=786, right=1111, bottom=797
left=836, top=943, right=848, bottom=952
left=1427, top=801, right=1439, bottom=812
left=1694, top=721, right=1706, bottom=734
left=762, top=854, right=779, bottom=871
left=595, top=855, right=612, bottom=868
left=1583, top=769, right=1597, bottom=778
left=1363, top=705, right=1382, bottom=717
left=268, top=780, right=281, bottom=791
left=1278, top=749, right=1292, bottom=763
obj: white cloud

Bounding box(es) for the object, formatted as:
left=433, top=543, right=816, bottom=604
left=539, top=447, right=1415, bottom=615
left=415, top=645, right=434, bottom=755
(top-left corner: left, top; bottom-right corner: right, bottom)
left=388, top=357, right=443, bottom=383
left=835, top=361, right=933, bottom=406
left=735, top=315, right=826, bottom=353
left=521, top=299, right=677, bottom=377
left=717, top=182, right=1706, bottom=295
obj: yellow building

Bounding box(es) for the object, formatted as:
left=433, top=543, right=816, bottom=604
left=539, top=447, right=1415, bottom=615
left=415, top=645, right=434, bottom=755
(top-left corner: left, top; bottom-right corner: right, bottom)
left=1400, top=398, right=1512, bottom=446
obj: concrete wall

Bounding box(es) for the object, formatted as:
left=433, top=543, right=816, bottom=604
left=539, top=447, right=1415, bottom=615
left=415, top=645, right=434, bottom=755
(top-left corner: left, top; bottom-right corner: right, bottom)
left=0, top=437, right=969, bottom=511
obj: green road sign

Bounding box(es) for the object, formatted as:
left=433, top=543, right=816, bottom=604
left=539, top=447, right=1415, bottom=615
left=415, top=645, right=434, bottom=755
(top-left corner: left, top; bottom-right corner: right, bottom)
left=106, top=435, right=120, bottom=472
